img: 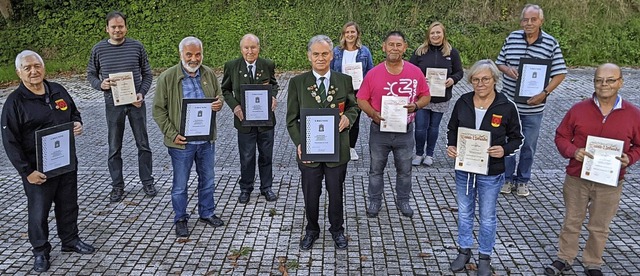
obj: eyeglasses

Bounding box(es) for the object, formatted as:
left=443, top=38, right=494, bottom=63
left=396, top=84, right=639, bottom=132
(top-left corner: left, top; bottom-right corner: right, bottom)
left=593, top=77, right=621, bottom=85
left=471, top=77, right=493, bottom=85
left=520, top=17, right=539, bottom=24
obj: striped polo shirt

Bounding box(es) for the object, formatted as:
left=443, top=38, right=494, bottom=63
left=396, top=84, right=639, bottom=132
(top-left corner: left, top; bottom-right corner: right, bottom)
left=496, top=29, right=567, bottom=114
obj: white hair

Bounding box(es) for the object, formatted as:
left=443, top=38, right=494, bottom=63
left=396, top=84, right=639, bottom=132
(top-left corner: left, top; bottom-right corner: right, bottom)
left=521, top=4, right=544, bottom=20
left=15, top=50, right=44, bottom=70
left=307, top=35, right=333, bottom=52
left=179, top=36, right=203, bottom=53
left=240, top=34, right=260, bottom=47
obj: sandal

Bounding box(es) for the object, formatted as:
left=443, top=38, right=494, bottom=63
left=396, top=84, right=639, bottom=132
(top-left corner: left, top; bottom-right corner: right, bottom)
left=544, top=260, right=570, bottom=275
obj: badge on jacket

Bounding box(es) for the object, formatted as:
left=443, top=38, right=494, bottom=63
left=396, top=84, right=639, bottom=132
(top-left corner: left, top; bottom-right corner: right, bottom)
left=55, top=99, right=68, bottom=111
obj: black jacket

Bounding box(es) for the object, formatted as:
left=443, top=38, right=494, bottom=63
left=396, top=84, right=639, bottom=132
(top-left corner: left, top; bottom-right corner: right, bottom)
left=447, top=91, right=523, bottom=175
left=1, top=80, right=82, bottom=178
left=409, top=45, right=464, bottom=103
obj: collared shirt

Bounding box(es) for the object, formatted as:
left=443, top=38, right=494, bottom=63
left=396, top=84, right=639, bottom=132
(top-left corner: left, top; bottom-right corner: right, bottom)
left=594, top=94, right=622, bottom=123
left=245, top=61, right=256, bottom=79
left=312, top=70, right=331, bottom=89
left=181, top=66, right=206, bottom=144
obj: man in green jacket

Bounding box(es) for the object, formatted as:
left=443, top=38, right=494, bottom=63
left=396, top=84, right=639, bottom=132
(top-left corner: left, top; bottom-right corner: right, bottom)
left=152, top=36, right=224, bottom=237
left=222, top=34, right=279, bottom=204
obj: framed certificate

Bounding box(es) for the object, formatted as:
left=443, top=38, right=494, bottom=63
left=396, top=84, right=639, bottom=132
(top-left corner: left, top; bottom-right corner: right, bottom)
left=180, top=98, right=216, bottom=141
left=240, top=84, right=273, bottom=127
left=426, top=68, right=447, bottom=97
left=580, top=135, right=624, bottom=186
left=300, top=108, right=340, bottom=163
left=109, top=72, right=137, bottom=106
left=380, top=95, right=408, bottom=133
left=455, top=127, right=491, bottom=175
left=514, top=58, right=552, bottom=104
left=35, top=122, right=76, bottom=178
left=343, top=62, right=363, bottom=90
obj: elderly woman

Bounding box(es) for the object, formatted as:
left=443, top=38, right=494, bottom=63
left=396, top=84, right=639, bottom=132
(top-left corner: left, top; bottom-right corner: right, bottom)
left=330, top=21, right=374, bottom=161
left=446, top=59, right=523, bottom=275
left=410, top=21, right=463, bottom=166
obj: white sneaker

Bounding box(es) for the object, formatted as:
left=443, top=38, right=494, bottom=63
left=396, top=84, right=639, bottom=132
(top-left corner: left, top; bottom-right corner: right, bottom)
left=423, top=156, right=433, bottom=166
left=516, top=183, right=530, bottom=197
left=500, top=182, right=514, bottom=194
left=411, top=155, right=423, bottom=166
left=350, top=148, right=359, bottom=161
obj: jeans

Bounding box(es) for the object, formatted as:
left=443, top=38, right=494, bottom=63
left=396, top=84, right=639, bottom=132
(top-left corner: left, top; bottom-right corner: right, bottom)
left=414, top=109, right=444, bottom=157
left=368, top=122, right=414, bottom=203
left=504, top=113, right=542, bottom=184
left=168, top=142, right=216, bottom=223
left=104, top=97, right=154, bottom=188
left=238, top=128, right=274, bottom=193
left=455, top=170, right=504, bottom=256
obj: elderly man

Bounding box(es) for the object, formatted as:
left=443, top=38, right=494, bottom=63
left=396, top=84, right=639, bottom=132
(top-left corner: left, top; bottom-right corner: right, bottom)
left=2, top=50, right=95, bottom=273
left=496, top=4, right=567, bottom=197
left=222, top=34, right=279, bottom=204
left=87, top=11, right=156, bottom=202
left=286, top=35, right=359, bottom=250
left=545, top=64, right=640, bottom=276
left=357, top=31, right=430, bottom=218
left=153, top=36, right=225, bottom=237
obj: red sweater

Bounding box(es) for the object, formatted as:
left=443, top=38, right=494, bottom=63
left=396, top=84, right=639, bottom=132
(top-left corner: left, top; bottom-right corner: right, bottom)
left=555, top=95, right=640, bottom=179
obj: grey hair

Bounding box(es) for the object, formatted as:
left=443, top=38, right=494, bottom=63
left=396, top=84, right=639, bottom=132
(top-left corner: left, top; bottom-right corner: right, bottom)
left=179, top=36, right=203, bottom=53
left=240, top=34, right=260, bottom=47
left=521, top=4, right=544, bottom=20
left=467, top=59, right=501, bottom=84
left=307, top=35, right=333, bottom=52
left=15, top=50, right=44, bottom=70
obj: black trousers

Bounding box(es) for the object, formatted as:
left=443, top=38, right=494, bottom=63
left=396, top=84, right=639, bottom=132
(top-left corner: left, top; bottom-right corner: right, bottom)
left=237, top=128, right=274, bottom=192
left=349, top=111, right=361, bottom=148
left=23, top=171, right=80, bottom=256
left=298, top=162, right=347, bottom=235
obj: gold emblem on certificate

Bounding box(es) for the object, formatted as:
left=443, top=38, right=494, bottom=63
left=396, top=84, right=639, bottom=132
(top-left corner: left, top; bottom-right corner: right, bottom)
left=455, top=127, right=491, bottom=175
left=109, top=72, right=137, bottom=106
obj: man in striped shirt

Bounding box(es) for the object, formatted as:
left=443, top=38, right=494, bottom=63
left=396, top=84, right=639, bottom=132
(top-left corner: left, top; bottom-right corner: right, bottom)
left=87, top=11, right=156, bottom=202
left=496, top=4, right=567, bottom=197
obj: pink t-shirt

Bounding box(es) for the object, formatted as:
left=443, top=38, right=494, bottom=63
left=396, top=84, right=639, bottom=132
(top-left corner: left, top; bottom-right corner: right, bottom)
left=357, top=61, right=430, bottom=123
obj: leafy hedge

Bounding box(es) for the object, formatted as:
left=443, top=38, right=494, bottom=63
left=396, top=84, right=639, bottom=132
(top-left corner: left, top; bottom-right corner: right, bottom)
left=1, top=0, right=639, bottom=82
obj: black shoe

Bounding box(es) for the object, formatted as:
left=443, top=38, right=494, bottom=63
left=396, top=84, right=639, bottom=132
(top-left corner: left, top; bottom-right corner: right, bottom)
left=366, top=201, right=382, bottom=218
left=110, top=187, right=124, bottom=202
left=261, top=189, right=278, bottom=202
left=62, top=240, right=95, bottom=254
left=199, top=215, right=224, bottom=228
left=33, top=255, right=50, bottom=272
left=238, top=191, right=250, bottom=204
left=397, top=201, right=414, bottom=218
left=544, top=260, right=571, bottom=275
left=142, top=183, right=157, bottom=196
left=175, top=219, right=189, bottom=237
left=299, top=232, right=319, bottom=250
left=450, top=247, right=471, bottom=272
left=332, top=233, right=348, bottom=249
left=477, top=253, right=491, bottom=276
left=585, top=269, right=603, bottom=276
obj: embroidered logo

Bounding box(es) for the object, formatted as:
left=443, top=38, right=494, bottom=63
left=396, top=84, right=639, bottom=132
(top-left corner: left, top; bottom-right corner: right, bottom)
left=55, top=99, right=68, bottom=111
left=491, top=114, right=502, bottom=127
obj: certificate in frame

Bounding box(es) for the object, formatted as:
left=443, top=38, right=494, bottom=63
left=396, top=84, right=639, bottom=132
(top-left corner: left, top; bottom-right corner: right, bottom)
left=514, top=58, right=552, bottom=104
left=240, top=84, right=274, bottom=127
left=300, top=108, right=340, bottom=163
left=35, top=122, right=76, bottom=178
left=180, top=98, right=216, bottom=141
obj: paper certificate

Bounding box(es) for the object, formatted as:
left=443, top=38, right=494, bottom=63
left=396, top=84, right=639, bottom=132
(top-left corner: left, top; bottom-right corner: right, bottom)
left=244, top=89, right=269, bottom=121
left=426, top=68, right=447, bottom=97
left=455, top=127, right=491, bottom=175
left=36, top=122, right=76, bottom=178
left=306, top=115, right=336, bottom=154
left=519, top=64, right=548, bottom=97
left=380, top=96, right=409, bottom=133
left=109, top=72, right=137, bottom=106
left=581, top=136, right=624, bottom=186
left=343, top=62, right=363, bottom=90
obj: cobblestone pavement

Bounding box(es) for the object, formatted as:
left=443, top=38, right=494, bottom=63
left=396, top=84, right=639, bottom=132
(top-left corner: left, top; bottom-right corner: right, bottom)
left=0, top=68, right=639, bottom=275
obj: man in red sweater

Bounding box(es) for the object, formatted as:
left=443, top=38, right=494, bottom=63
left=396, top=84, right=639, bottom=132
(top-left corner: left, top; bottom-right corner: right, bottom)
left=545, top=63, right=640, bottom=276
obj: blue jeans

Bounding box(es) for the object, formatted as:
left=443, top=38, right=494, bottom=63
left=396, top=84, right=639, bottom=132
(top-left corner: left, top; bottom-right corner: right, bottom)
left=237, top=128, right=274, bottom=193
left=104, top=97, right=154, bottom=188
left=504, top=113, right=542, bottom=184
left=414, top=109, right=444, bottom=157
left=368, top=122, right=414, bottom=203
left=455, top=170, right=504, bottom=256
left=167, top=142, right=216, bottom=223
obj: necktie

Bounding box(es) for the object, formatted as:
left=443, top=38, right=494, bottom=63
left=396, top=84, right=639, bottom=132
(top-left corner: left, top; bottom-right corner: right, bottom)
left=318, top=77, right=327, bottom=102
left=247, top=65, right=254, bottom=81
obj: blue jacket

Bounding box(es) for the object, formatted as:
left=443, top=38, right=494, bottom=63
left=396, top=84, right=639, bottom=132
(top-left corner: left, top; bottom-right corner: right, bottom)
left=330, top=45, right=374, bottom=80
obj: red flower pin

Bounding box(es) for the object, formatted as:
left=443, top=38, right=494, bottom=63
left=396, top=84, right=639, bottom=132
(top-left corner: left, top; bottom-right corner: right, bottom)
left=55, top=99, right=68, bottom=111
left=491, top=114, right=502, bottom=127
left=338, top=102, right=345, bottom=115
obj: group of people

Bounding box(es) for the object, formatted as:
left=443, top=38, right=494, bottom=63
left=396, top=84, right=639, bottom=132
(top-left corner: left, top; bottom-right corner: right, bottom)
left=1, top=4, right=638, bottom=276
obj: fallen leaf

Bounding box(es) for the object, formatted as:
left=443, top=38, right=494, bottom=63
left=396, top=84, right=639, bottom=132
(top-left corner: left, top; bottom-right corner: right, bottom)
left=466, top=263, right=478, bottom=271
left=124, top=215, right=139, bottom=223
left=176, top=238, right=191, bottom=243
left=360, top=256, right=368, bottom=261
left=418, top=252, right=432, bottom=258
left=123, top=201, right=139, bottom=206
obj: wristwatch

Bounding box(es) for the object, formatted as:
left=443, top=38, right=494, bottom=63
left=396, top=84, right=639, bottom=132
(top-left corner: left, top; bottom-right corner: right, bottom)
left=543, top=89, right=551, bottom=96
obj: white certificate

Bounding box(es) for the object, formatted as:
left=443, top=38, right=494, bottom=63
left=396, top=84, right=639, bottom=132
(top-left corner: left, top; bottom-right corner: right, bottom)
left=184, top=103, right=213, bottom=136
left=306, top=115, right=335, bottom=154
left=455, top=127, right=491, bottom=175
left=581, top=136, right=624, bottom=186
left=42, top=130, right=71, bottom=172
left=109, top=72, right=137, bottom=106
left=426, top=68, right=447, bottom=97
left=519, top=64, right=547, bottom=97
left=244, top=89, right=269, bottom=121
left=343, top=62, right=363, bottom=90
left=380, top=96, right=408, bottom=133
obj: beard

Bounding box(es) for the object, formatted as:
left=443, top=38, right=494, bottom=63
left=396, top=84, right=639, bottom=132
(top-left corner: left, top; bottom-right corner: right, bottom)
left=181, top=59, right=201, bottom=73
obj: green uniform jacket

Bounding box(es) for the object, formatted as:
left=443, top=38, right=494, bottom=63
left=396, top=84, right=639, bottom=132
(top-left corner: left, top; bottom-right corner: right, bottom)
left=221, top=57, right=279, bottom=133
left=152, top=63, right=224, bottom=149
left=286, top=70, right=359, bottom=167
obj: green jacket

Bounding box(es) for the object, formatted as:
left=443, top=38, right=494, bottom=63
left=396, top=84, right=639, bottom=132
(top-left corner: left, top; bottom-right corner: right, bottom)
left=152, top=63, right=223, bottom=149
left=221, top=57, right=279, bottom=133
left=286, top=70, right=359, bottom=167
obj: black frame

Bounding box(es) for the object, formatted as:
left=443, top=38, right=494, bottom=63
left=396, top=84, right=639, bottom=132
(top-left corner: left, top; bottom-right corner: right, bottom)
left=180, top=98, right=216, bottom=141
left=300, top=108, right=340, bottom=163
left=36, top=122, right=76, bottom=178
left=514, top=58, right=552, bottom=104
left=240, top=84, right=274, bottom=127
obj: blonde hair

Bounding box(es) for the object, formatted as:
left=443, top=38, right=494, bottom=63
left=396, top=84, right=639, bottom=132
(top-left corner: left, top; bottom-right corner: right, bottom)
left=339, top=21, right=362, bottom=50
left=414, top=22, right=452, bottom=56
